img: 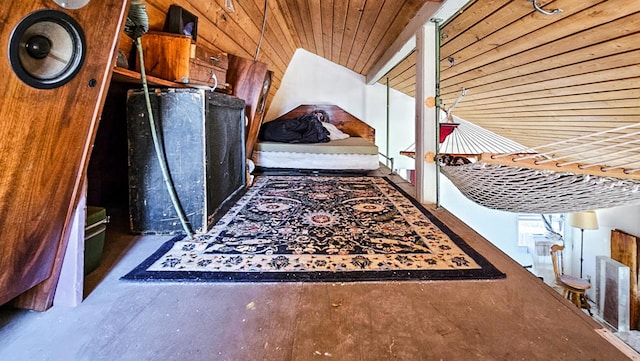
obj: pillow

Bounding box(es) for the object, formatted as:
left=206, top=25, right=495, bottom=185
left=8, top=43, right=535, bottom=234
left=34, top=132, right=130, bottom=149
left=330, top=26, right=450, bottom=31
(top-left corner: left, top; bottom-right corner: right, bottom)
left=322, top=122, right=350, bottom=140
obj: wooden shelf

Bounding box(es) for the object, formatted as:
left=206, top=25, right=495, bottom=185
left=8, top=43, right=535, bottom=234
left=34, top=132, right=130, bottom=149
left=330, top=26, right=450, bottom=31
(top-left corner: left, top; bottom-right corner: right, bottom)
left=111, top=66, right=188, bottom=88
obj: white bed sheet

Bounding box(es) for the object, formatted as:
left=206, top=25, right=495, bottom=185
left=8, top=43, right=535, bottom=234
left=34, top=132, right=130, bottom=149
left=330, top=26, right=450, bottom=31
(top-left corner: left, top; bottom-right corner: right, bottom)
left=252, top=137, right=380, bottom=170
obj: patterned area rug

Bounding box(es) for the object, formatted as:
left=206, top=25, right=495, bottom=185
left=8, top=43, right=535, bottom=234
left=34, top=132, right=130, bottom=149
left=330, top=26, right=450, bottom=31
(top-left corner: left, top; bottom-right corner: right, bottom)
left=122, top=176, right=505, bottom=282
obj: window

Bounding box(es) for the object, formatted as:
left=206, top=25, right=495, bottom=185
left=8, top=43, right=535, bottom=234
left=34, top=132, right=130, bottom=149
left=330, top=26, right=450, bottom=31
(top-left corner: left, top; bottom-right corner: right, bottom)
left=517, top=214, right=564, bottom=247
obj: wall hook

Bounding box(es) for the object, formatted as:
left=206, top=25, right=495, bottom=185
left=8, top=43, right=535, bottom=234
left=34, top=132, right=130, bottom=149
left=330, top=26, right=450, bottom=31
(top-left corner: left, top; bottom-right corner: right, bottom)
left=447, top=57, right=455, bottom=66
left=528, top=0, right=563, bottom=16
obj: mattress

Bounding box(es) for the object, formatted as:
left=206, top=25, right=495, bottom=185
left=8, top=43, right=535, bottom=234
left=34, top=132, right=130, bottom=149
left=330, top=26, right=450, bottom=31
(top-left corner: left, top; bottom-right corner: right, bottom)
left=252, top=137, right=380, bottom=170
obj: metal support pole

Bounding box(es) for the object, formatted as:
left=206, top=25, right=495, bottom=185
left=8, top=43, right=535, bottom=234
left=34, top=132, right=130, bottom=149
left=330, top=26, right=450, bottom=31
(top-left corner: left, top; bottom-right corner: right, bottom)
left=432, top=18, right=442, bottom=209
left=386, top=77, right=391, bottom=168
left=580, top=228, right=585, bottom=278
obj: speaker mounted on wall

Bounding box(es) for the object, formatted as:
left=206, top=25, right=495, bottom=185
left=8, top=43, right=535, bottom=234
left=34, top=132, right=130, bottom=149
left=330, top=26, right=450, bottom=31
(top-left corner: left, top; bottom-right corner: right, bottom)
left=8, top=9, right=86, bottom=89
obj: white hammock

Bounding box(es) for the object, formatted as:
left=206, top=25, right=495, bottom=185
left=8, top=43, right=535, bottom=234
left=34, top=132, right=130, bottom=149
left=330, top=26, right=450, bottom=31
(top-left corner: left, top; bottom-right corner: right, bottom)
left=440, top=122, right=640, bottom=213
left=401, top=118, right=526, bottom=157
left=442, top=162, right=640, bottom=213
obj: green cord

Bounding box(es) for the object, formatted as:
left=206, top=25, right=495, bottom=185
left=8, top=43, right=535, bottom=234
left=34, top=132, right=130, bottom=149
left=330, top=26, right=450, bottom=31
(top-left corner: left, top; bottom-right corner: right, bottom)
left=135, top=36, right=194, bottom=238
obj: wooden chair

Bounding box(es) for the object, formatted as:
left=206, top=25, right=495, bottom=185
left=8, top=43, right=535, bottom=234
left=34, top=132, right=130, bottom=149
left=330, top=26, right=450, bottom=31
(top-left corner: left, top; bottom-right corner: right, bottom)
left=550, top=244, right=592, bottom=315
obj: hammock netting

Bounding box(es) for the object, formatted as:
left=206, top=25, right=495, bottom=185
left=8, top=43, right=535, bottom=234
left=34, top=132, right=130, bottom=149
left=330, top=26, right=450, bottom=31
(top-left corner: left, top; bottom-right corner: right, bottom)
left=441, top=162, right=640, bottom=214
left=402, top=116, right=640, bottom=214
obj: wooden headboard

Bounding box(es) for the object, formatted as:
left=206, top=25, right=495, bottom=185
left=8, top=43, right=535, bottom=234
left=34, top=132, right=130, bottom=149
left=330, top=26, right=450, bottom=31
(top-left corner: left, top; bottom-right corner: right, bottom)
left=274, top=105, right=375, bottom=144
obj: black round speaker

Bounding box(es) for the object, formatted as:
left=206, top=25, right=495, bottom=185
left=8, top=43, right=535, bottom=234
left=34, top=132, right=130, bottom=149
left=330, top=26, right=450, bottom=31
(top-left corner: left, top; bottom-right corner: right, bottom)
left=8, top=10, right=86, bottom=89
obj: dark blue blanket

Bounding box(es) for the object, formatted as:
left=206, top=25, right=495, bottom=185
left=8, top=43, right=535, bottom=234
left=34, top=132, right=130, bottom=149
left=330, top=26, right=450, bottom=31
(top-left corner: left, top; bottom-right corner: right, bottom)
left=259, top=113, right=330, bottom=143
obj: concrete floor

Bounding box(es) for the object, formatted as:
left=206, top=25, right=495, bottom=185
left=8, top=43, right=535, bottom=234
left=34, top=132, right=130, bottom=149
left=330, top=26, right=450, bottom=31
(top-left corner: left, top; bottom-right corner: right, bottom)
left=0, top=174, right=637, bottom=361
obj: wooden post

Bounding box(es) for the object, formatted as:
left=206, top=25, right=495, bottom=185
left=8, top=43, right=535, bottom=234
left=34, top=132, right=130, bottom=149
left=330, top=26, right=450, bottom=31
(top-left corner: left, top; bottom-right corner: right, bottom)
left=226, top=55, right=270, bottom=159
left=414, top=23, right=438, bottom=204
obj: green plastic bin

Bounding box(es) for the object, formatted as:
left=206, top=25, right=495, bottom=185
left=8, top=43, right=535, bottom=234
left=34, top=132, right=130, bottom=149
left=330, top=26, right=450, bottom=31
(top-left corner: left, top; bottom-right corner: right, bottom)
left=85, top=206, right=108, bottom=275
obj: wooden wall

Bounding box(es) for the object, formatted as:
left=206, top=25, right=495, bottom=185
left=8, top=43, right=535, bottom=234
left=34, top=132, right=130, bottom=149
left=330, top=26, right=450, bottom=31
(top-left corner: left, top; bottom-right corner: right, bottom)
left=142, top=0, right=300, bottom=109
left=380, top=0, right=640, bottom=171
left=141, top=1, right=440, bottom=111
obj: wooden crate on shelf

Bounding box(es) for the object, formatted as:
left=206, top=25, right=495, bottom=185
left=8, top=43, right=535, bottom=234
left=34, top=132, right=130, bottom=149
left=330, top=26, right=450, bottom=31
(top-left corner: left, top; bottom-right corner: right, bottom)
left=136, top=32, right=227, bottom=89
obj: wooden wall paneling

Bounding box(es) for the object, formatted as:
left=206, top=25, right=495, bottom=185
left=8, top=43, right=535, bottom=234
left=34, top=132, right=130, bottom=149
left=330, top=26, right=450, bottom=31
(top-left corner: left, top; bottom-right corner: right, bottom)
left=329, top=1, right=349, bottom=64
left=357, top=1, right=426, bottom=75
left=354, top=0, right=442, bottom=75
left=446, top=65, right=640, bottom=107
left=237, top=0, right=292, bottom=68
left=265, top=0, right=443, bottom=76
left=393, top=74, right=417, bottom=95
left=457, top=105, right=640, bottom=119
left=441, top=0, right=586, bottom=72
left=465, top=89, right=640, bottom=111
left=214, top=1, right=275, bottom=60
left=344, top=0, right=386, bottom=70
left=438, top=0, right=509, bottom=46
left=281, top=0, right=315, bottom=53
left=0, top=0, right=128, bottom=310
left=468, top=118, right=638, bottom=132
left=297, top=0, right=319, bottom=55
left=442, top=33, right=640, bottom=92
left=308, top=0, right=325, bottom=59
left=479, top=119, right=639, bottom=129
left=121, top=0, right=437, bottom=109
left=148, top=0, right=253, bottom=55
left=148, top=1, right=248, bottom=60
left=142, top=0, right=292, bottom=112
left=226, top=55, right=269, bottom=157
left=441, top=13, right=640, bottom=94
left=143, top=2, right=167, bottom=30
left=458, top=99, right=640, bottom=118
left=383, top=51, right=415, bottom=79
left=379, top=50, right=417, bottom=97
left=208, top=0, right=289, bottom=85
left=264, top=0, right=300, bottom=53
left=143, top=2, right=218, bottom=53
left=451, top=79, right=640, bottom=108
left=338, top=0, right=367, bottom=67
left=440, top=0, right=535, bottom=61
left=393, top=76, right=417, bottom=97
left=441, top=2, right=637, bottom=86
left=318, top=0, right=335, bottom=60
left=441, top=0, right=605, bottom=74
left=611, top=229, right=640, bottom=330
left=352, top=0, right=404, bottom=73
left=274, top=0, right=305, bottom=52
left=257, top=0, right=299, bottom=61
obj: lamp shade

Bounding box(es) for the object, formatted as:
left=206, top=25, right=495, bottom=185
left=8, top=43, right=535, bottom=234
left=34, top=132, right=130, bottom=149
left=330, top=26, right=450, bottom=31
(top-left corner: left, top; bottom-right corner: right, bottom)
left=568, top=211, right=599, bottom=230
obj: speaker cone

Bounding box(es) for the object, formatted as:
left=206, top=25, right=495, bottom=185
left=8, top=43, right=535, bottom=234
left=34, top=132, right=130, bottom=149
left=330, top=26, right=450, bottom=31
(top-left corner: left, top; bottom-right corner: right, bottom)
left=9, top=10, right=86, bottom=89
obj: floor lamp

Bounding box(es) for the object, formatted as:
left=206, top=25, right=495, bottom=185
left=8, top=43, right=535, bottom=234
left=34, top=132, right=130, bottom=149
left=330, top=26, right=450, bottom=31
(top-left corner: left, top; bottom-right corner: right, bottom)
left=568, top=211, right=599, bottom=278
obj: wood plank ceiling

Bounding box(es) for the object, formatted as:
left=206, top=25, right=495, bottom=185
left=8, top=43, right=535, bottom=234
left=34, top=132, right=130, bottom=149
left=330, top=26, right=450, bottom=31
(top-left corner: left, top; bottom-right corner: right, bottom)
left=381, top=0, right=640, bottom=171
left=143, top=0, right=440, bottom=110
left=275, top=0, right=430, bottom=74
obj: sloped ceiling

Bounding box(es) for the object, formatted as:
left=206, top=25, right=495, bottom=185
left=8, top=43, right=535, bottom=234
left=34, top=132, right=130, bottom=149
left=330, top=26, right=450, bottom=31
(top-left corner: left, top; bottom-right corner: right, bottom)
left=142, top=0, right=639, bottom=171
left=143, top=0, right=442, bottom=108
left=382, top=0, right=640, bottom=171
left=275, top=0, right=436, bottom=75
